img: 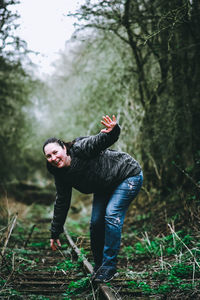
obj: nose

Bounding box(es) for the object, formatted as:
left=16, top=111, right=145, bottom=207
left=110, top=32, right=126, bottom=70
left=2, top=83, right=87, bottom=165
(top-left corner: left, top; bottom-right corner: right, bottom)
left=50, top=154, right=56, bottom=161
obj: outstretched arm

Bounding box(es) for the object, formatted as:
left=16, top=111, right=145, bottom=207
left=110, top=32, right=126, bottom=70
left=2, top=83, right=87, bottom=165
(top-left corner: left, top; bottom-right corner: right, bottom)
left=73, top=114, right=120, bottom=158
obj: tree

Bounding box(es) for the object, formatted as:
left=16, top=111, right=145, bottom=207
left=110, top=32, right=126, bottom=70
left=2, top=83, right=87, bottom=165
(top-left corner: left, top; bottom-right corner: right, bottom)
left=0, top=0, right=27, bottom=58
left=70, top=0, right=200, bottom=200
left=0, top=0, right=37, bottom=183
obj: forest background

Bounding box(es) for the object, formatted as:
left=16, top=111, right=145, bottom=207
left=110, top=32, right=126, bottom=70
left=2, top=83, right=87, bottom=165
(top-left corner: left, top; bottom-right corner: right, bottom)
left=0, top=0, right=200, bottom=231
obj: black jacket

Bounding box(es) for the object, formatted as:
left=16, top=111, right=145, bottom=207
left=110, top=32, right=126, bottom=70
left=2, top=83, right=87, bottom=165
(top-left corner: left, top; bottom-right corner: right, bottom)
left=48, top=124, right=141, bottom=238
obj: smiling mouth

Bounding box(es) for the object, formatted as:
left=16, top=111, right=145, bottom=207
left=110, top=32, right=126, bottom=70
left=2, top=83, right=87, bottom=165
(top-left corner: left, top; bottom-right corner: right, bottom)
left=53, top=159, right=61, bottom=166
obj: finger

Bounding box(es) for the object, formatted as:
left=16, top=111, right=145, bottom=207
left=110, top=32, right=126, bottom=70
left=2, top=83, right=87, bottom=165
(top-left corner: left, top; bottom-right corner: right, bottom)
left=101, top=120, right=111, bottom=127
left=106, top=115, right=112, bottom=122
left=51, top=242, right=57, bottom=251
left=112, top=115, right=116, bottom=122
left=50, top=239, right=58, bottom=251
left=56, top=239, right=61, bottom=247
left=104, top=115, right=112, bottom=124
left=102, top=117, right=110, bottom=125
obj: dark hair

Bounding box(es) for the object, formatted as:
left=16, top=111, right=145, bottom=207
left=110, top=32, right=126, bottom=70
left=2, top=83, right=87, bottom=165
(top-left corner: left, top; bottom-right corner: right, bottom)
left=43, top=137, right=74, bottom=156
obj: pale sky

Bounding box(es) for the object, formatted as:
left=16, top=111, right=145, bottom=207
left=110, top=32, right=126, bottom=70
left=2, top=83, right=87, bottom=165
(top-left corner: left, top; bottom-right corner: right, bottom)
left=12, top=0, right=85, bottom=74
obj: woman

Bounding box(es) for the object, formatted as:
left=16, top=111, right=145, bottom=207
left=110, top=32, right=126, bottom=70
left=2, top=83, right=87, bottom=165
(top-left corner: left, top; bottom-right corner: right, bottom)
left=43, top=115, right=143, bottom=282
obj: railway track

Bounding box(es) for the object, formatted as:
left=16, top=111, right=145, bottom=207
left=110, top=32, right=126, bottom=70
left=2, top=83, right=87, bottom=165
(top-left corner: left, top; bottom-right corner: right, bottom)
left=0, top=215, right=148, bottom=299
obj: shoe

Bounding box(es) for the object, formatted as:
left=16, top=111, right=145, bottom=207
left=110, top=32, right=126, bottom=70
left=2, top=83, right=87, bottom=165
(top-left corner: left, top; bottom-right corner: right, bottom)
left=94, top=267, right=118, bottom=283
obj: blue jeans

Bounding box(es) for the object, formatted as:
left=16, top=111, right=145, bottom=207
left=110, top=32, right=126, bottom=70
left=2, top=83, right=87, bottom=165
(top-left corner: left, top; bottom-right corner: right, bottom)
left=90, top=171, right=143, bottom=270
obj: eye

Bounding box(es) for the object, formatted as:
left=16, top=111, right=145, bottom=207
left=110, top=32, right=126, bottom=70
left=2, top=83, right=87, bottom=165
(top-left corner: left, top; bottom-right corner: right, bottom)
left=53, top=150, right=58, bottom=154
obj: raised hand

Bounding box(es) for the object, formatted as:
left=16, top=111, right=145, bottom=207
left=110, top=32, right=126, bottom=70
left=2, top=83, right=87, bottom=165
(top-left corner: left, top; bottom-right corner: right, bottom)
left=101, top=115, right=117, bottom=133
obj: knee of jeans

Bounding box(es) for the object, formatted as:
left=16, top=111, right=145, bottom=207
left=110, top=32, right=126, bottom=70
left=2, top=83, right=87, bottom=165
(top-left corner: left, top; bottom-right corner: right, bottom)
left=105, top=215, right=121, bottom=227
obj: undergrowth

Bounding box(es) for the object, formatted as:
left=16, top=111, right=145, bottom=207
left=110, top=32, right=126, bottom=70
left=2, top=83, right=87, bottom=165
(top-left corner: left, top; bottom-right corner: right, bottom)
left=118, top=222, right=200, bottom=298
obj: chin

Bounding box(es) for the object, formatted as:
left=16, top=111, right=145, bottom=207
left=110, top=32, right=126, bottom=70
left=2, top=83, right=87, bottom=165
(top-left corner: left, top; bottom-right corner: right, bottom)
left=57, top=163, right=64, bottom=168
left=51, top=162, right=62, bottom=168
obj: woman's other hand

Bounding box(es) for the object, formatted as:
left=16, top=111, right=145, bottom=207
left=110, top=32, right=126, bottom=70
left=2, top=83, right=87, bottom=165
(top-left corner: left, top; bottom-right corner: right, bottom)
left=50, top=239, right=61, bottom=251
left=101, top=115, right=117, bottom=133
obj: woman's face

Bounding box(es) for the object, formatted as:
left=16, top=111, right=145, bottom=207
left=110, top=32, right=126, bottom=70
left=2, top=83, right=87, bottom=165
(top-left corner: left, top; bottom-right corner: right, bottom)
left=44, top=142, right=70, bottom=168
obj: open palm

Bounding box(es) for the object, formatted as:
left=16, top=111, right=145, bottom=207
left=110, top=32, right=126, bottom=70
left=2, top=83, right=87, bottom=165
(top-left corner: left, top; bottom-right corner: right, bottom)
left=101, top=115, right=117, bottom=133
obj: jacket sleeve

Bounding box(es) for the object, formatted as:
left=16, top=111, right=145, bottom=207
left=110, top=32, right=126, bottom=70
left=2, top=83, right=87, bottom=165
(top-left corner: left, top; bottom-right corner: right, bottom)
left=50, top=176, right=72, bottom=239
left=72, top=124, right=121, bottom=158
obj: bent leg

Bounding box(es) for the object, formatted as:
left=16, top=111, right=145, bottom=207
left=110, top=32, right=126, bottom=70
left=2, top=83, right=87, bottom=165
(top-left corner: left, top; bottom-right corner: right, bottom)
left=103, top=171, right=143, bottom=268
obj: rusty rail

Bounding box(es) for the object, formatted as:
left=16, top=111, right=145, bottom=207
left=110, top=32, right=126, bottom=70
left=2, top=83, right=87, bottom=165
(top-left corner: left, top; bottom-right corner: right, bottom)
left=64, top=229, right=121, bottom=300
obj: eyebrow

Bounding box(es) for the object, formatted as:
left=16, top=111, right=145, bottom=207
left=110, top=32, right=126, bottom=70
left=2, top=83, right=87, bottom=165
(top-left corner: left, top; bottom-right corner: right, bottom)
left=45, top=149, right=58, bottom=156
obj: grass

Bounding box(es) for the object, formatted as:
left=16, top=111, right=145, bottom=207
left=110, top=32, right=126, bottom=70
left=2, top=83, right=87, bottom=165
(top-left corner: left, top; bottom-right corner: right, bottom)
left=55, top=259, right=80, bottom=271
left=62, top=277, right=91, bottom=298
left=118, top=225, right=200, bottom=297
left=28, top=241, right=49, bottom=248
left=121, top=230, right=195, bottom=258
